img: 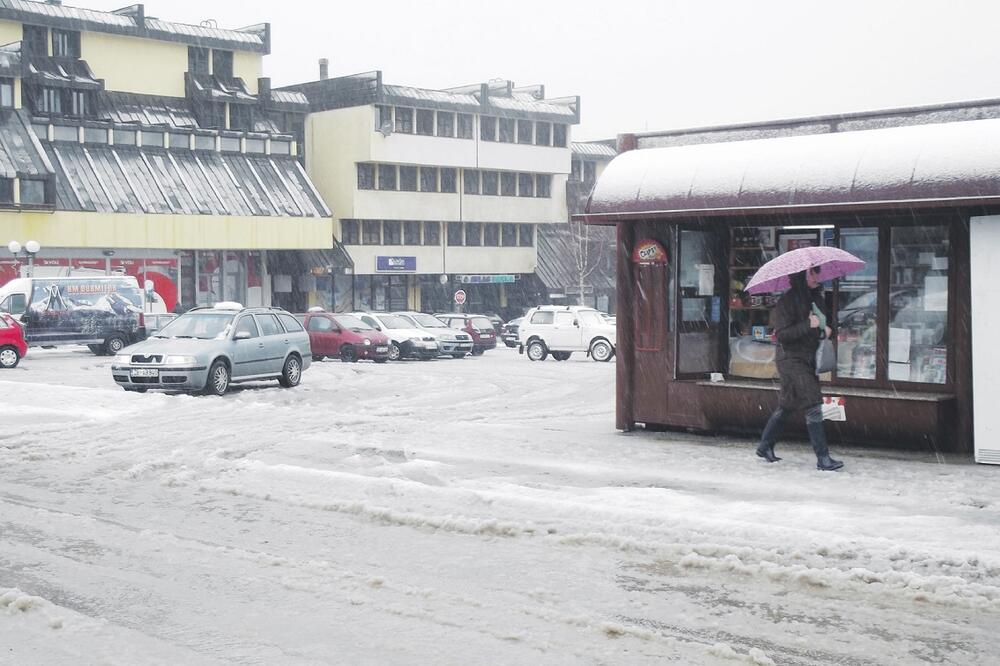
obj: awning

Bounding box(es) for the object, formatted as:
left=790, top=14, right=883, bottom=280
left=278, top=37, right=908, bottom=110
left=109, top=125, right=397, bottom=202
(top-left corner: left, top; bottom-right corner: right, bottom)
left=581, top=117, right=1000, bottom=222
left=267, top=247, right=353, bottom=276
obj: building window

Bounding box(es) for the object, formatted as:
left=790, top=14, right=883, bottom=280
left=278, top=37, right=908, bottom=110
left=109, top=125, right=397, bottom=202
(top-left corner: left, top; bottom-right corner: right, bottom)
left=571, top=159, right=582, bottom=181
left=484, top=223, right=500, bottom=247
left=84, top=127, right=106, bottom=144
left=501, top=223, right=517, bottom=247
left=52, top=29, right=80, bottom=58
left=0, top=178, right=13, bottom=203
left=535, top=122, right=551, bottom=146
left=22, top=25, right=48, bottom=56
left=535, top=174, right=551, bottom=198
left=498, top=118, right=515, bottom=143
left=169, top=132, right=191, bottom=150
left=517, top=120, right=533, bottom=144
left=114, top=129, right=137, bottom=146
left=188, top=46, right=210, bottom=75
left=39, top=88, right=60, bottom=114
left=399, top=165, right=418, bottom=192
left=0, top=79, right=13, bottom=108
left=518, top=173, right=534, bottom=197
left=457, top=113, right=474, bottom=139
left=376, top=105, right=392, bottom=130
left=341, top=219, right=360, bottom=244
left=357, top=164, right=375, bottom=190
left=463, top=170, right=480, bottom=195
left=419, top=166, right=438, bottom=192
left=378, top=164, right=397, bottom=190
left=584, top=161, right=596, bottom=182
left=53, top=125, right=77, bottom=142
left=464, top=222, right=482, bottom=246
left=193, top=134, right=215, bottom=151
left=403, top=221, right=421, bottom=245
left=213, top=50, right=234, bottom=79
left=395, top=107, right=413, bottom=133
left=440, top=168, right=457, bottom=193
left=553, top=124, right=568, bottom=147
left=447, top=222, right=463, bottom=246
left=482, top=171, right=499, bottom=196
left=20, top=178, right=48, bottom=205
left=220, top=136, right=240, bottom=152
left=501, top=172, right=516, bottom=196
left=416, top=109, right=434, bottom=136
left=70, top=90, right=87, bottom=116
left=363, top=220, right=381, bottom=245
left=480, top=116, right=496, bottom=141
left=518, top=224, right=534, bottom=247
left=383, top=220, right=401, bottom=245
left=837, top=228, right=879, bottom=380
left=423, top=221, right=440, bottom=245
left=229, top=105, right=252, bottom=131
left=437, top=112, right=454, bottom=137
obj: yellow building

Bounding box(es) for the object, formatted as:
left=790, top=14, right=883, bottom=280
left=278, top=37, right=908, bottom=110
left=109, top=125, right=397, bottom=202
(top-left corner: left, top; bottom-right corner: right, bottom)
left=0, top=1, right=333, bottom=311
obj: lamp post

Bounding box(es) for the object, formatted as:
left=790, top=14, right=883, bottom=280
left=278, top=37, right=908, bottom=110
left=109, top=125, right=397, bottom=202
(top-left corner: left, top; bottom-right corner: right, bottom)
left=7, top=240, right=41, bottom=277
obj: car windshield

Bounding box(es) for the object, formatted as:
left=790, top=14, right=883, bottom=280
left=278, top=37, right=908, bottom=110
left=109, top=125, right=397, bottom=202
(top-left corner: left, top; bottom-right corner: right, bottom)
left=471, top=316, right=494, bottom=331
left=155, top=311, right=234, bottom=339
left=411, top=313, right=447, bottom=328
left=376, top=314, right=412, bottom=330
left=332, top=314, right=372, bottom=330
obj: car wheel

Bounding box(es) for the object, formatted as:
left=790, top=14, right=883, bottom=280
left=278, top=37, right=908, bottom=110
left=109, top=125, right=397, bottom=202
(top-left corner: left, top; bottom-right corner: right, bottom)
left=279, top=355, right=302, bottom=388
left=104, top=335, right=127, bottom=356
left=388, top=342, right=401, bottom=361
left=471, top=348, right=484, bottom=356
left=0, top=345, right=20, bottom=368
left=313, top=354, right=325, bottom=362
left=87, top=344, right=103, bottom=354
left=553, top=351, right=571, bottom=361
left=203, top=360, right=230, bottom=396
left=340, top=345, right=356, bottom=363
left=590, top=339, right=614, bottom=362
left=527, top=340, right=548, bottom=362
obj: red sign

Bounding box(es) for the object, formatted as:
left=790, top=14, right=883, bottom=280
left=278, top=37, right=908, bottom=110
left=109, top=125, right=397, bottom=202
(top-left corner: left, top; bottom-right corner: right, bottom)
left=71, top=258, right=105, bottom=269
left=454, top=289, right=467, bottom=305
left=632, top=239, right=668, bottom=264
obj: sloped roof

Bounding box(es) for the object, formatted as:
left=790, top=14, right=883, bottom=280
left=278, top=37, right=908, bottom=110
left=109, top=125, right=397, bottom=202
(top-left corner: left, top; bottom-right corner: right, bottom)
left=95, top=92, right=198, bottom=128
left=0, top=109, right=52, bottom=178
left=584, top=117, right=1000, bottom=221
left=571, top=142, right=616, bottom=159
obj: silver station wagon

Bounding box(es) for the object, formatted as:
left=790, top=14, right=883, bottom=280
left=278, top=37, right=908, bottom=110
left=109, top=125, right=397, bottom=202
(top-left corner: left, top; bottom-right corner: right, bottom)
left=111, top=303, right=312, bottom=395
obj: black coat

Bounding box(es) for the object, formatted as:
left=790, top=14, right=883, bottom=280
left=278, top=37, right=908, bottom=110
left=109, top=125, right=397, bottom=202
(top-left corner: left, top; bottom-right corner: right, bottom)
left=773, top=286, right=826, bottom=411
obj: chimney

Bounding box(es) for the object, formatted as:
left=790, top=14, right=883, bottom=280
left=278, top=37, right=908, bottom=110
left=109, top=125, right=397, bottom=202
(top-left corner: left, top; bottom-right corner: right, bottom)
left=318, top=58, right=329, bottom=81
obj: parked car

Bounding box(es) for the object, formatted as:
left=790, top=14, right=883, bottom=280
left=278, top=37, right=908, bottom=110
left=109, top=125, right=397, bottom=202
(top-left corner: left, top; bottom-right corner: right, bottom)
left=351, top=312, right=439, bottom=361
left=0, top=313, right=27, bottom=368
left=392, top=311, right=474, bottom=358
left=298, top=311, right=390, bottom=363
left=434, top=313, right=498, bottom=355
left=0, top=275, right=147, bottom=355
left=144, top=312, right=178, bottom=336
left=484, top=313, right=504, bottom=334
left=518, top=305, right=616, bottom=362
left=110, top=302, right=311, bottom=395
left=500, top=317, right=523, bottom=348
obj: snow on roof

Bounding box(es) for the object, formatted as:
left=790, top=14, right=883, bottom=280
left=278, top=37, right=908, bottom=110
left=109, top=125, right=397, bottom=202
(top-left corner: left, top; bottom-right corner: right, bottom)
left=382, top=84, right=479, bottom=108
left=585, top=117, right=1000, bottom=220
left=488, top=95, right=576, bottom=118
left=571, top=142, right=616, bottom=158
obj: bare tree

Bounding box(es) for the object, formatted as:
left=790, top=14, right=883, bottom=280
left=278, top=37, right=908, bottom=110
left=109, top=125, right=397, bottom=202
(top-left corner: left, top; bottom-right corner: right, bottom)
left=567, top=218, right=613, bottom=307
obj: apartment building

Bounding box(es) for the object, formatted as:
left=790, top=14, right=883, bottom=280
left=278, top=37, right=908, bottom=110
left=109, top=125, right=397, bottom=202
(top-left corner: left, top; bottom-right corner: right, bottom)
left=0, top=0, right=333, bottom=312
left=280, top=69, right=579, bottom=317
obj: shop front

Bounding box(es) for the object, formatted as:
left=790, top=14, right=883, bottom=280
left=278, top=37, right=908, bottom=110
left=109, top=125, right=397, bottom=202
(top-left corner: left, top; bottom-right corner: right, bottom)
left=577, top=118, right=999, bottom=454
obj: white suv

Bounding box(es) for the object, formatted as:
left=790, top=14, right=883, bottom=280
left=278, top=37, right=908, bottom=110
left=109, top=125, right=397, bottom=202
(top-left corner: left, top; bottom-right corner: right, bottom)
left=518, top=306, right=616, bottom=362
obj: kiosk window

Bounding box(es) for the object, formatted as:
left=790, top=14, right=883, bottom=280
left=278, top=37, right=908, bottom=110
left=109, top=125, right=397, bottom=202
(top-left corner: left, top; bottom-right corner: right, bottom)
left=837, top=228, right=879, bottom=380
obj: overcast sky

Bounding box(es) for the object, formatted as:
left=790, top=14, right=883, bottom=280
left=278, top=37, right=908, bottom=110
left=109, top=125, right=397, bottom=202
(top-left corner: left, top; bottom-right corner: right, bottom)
left=85, top=0, right=1000, bottom=141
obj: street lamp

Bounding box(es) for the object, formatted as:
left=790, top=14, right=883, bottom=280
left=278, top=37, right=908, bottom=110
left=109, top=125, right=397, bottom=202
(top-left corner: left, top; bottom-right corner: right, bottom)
left=7, top=240, right=41, bottom=277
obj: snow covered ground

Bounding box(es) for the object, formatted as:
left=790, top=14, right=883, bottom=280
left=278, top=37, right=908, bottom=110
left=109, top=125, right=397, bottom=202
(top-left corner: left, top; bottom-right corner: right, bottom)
left=1, top=346, right=998, bottom=665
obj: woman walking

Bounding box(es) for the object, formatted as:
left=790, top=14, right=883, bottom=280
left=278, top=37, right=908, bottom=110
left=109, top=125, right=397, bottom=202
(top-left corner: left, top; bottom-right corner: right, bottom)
left=755, top=267, right=844, bottom=471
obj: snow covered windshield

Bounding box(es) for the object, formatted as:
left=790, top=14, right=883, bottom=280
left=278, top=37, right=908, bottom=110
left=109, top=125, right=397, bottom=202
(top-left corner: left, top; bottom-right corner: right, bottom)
left=155, top=312, right=235, bottom=339
left=471, top=316, right=494, bottom=331
left=376, top=314, right=412, bottom=330
left=411, top=313, right=447, bottom=328
left=332, top=314, right=372, bottom=330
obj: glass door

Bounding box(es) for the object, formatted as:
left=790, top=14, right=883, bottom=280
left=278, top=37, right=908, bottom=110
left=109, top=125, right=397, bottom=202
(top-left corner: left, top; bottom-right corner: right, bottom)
left=676, top=228, right=725, bottom=376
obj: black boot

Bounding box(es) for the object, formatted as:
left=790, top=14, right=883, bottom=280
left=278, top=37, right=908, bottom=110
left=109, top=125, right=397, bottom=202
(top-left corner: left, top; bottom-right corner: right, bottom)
left=756, top=407, right=786, bottom=463
left=806, top=407, right=843, bottom=471
left=755, top=443, right=781, bottom=463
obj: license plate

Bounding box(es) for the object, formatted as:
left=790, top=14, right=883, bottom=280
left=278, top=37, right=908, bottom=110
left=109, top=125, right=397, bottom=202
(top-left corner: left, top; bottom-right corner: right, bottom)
left=130, top=368, right=158, bottom=378
left=376, top=346, right=388, bottom=353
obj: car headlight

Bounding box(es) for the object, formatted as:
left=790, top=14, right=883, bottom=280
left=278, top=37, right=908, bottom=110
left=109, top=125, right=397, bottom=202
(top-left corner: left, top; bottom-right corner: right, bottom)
left=163, top=355, right=198, bottom=365
left=114, top=354, right=131, bottom=364
left=363, top=339, right=372, bottom=346
left=409, top=336, right=423, bottom=342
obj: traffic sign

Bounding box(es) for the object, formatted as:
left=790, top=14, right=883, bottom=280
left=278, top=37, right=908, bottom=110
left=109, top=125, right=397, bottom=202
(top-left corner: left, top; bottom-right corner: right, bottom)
left=454, top=289, right=467, bottom=305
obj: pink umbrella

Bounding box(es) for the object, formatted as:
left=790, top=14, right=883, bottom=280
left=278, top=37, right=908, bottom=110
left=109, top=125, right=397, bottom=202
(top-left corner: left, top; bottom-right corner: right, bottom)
left=745, top=246, right=865, bottom=294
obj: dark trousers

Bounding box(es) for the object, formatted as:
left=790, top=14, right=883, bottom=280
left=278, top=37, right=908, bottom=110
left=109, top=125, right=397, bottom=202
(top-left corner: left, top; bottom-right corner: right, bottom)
left=758, top=405, right=830, bottom=458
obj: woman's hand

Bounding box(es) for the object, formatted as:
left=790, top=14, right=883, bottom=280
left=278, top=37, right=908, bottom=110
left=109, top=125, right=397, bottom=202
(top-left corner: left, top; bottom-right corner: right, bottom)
left=809, top=314, right=820, bottom=328
left=824, top=326, right=832, bottom=338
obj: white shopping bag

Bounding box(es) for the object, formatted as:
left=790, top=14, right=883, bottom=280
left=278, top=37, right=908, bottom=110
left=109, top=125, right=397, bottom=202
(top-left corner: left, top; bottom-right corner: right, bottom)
left=822, top=396, right=847, bottom=421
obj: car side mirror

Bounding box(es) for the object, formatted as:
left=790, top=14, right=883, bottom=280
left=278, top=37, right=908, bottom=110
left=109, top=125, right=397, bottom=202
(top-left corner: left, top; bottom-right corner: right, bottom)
left=234, top=331, right=251, bottom=340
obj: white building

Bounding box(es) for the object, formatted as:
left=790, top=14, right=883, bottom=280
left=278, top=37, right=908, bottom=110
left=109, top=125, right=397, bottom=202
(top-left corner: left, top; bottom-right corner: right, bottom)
left=280, top=70, right=579, bottom=317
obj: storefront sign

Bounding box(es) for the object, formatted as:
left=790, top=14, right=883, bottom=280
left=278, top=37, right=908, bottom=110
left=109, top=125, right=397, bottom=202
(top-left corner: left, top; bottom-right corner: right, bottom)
left=632, top=239, right=668, bottom=264
left=376, top=256, right=416, bottom=272
left=457, top=274, right=516, bottom=284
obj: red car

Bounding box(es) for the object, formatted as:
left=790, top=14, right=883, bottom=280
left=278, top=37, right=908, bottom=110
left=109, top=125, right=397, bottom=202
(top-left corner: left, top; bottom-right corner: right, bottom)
left=298, top=312, right=390, bottom=363
left=0, top=313, right=27, bottom=368
left=434, top=313, right=498, bottom=355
